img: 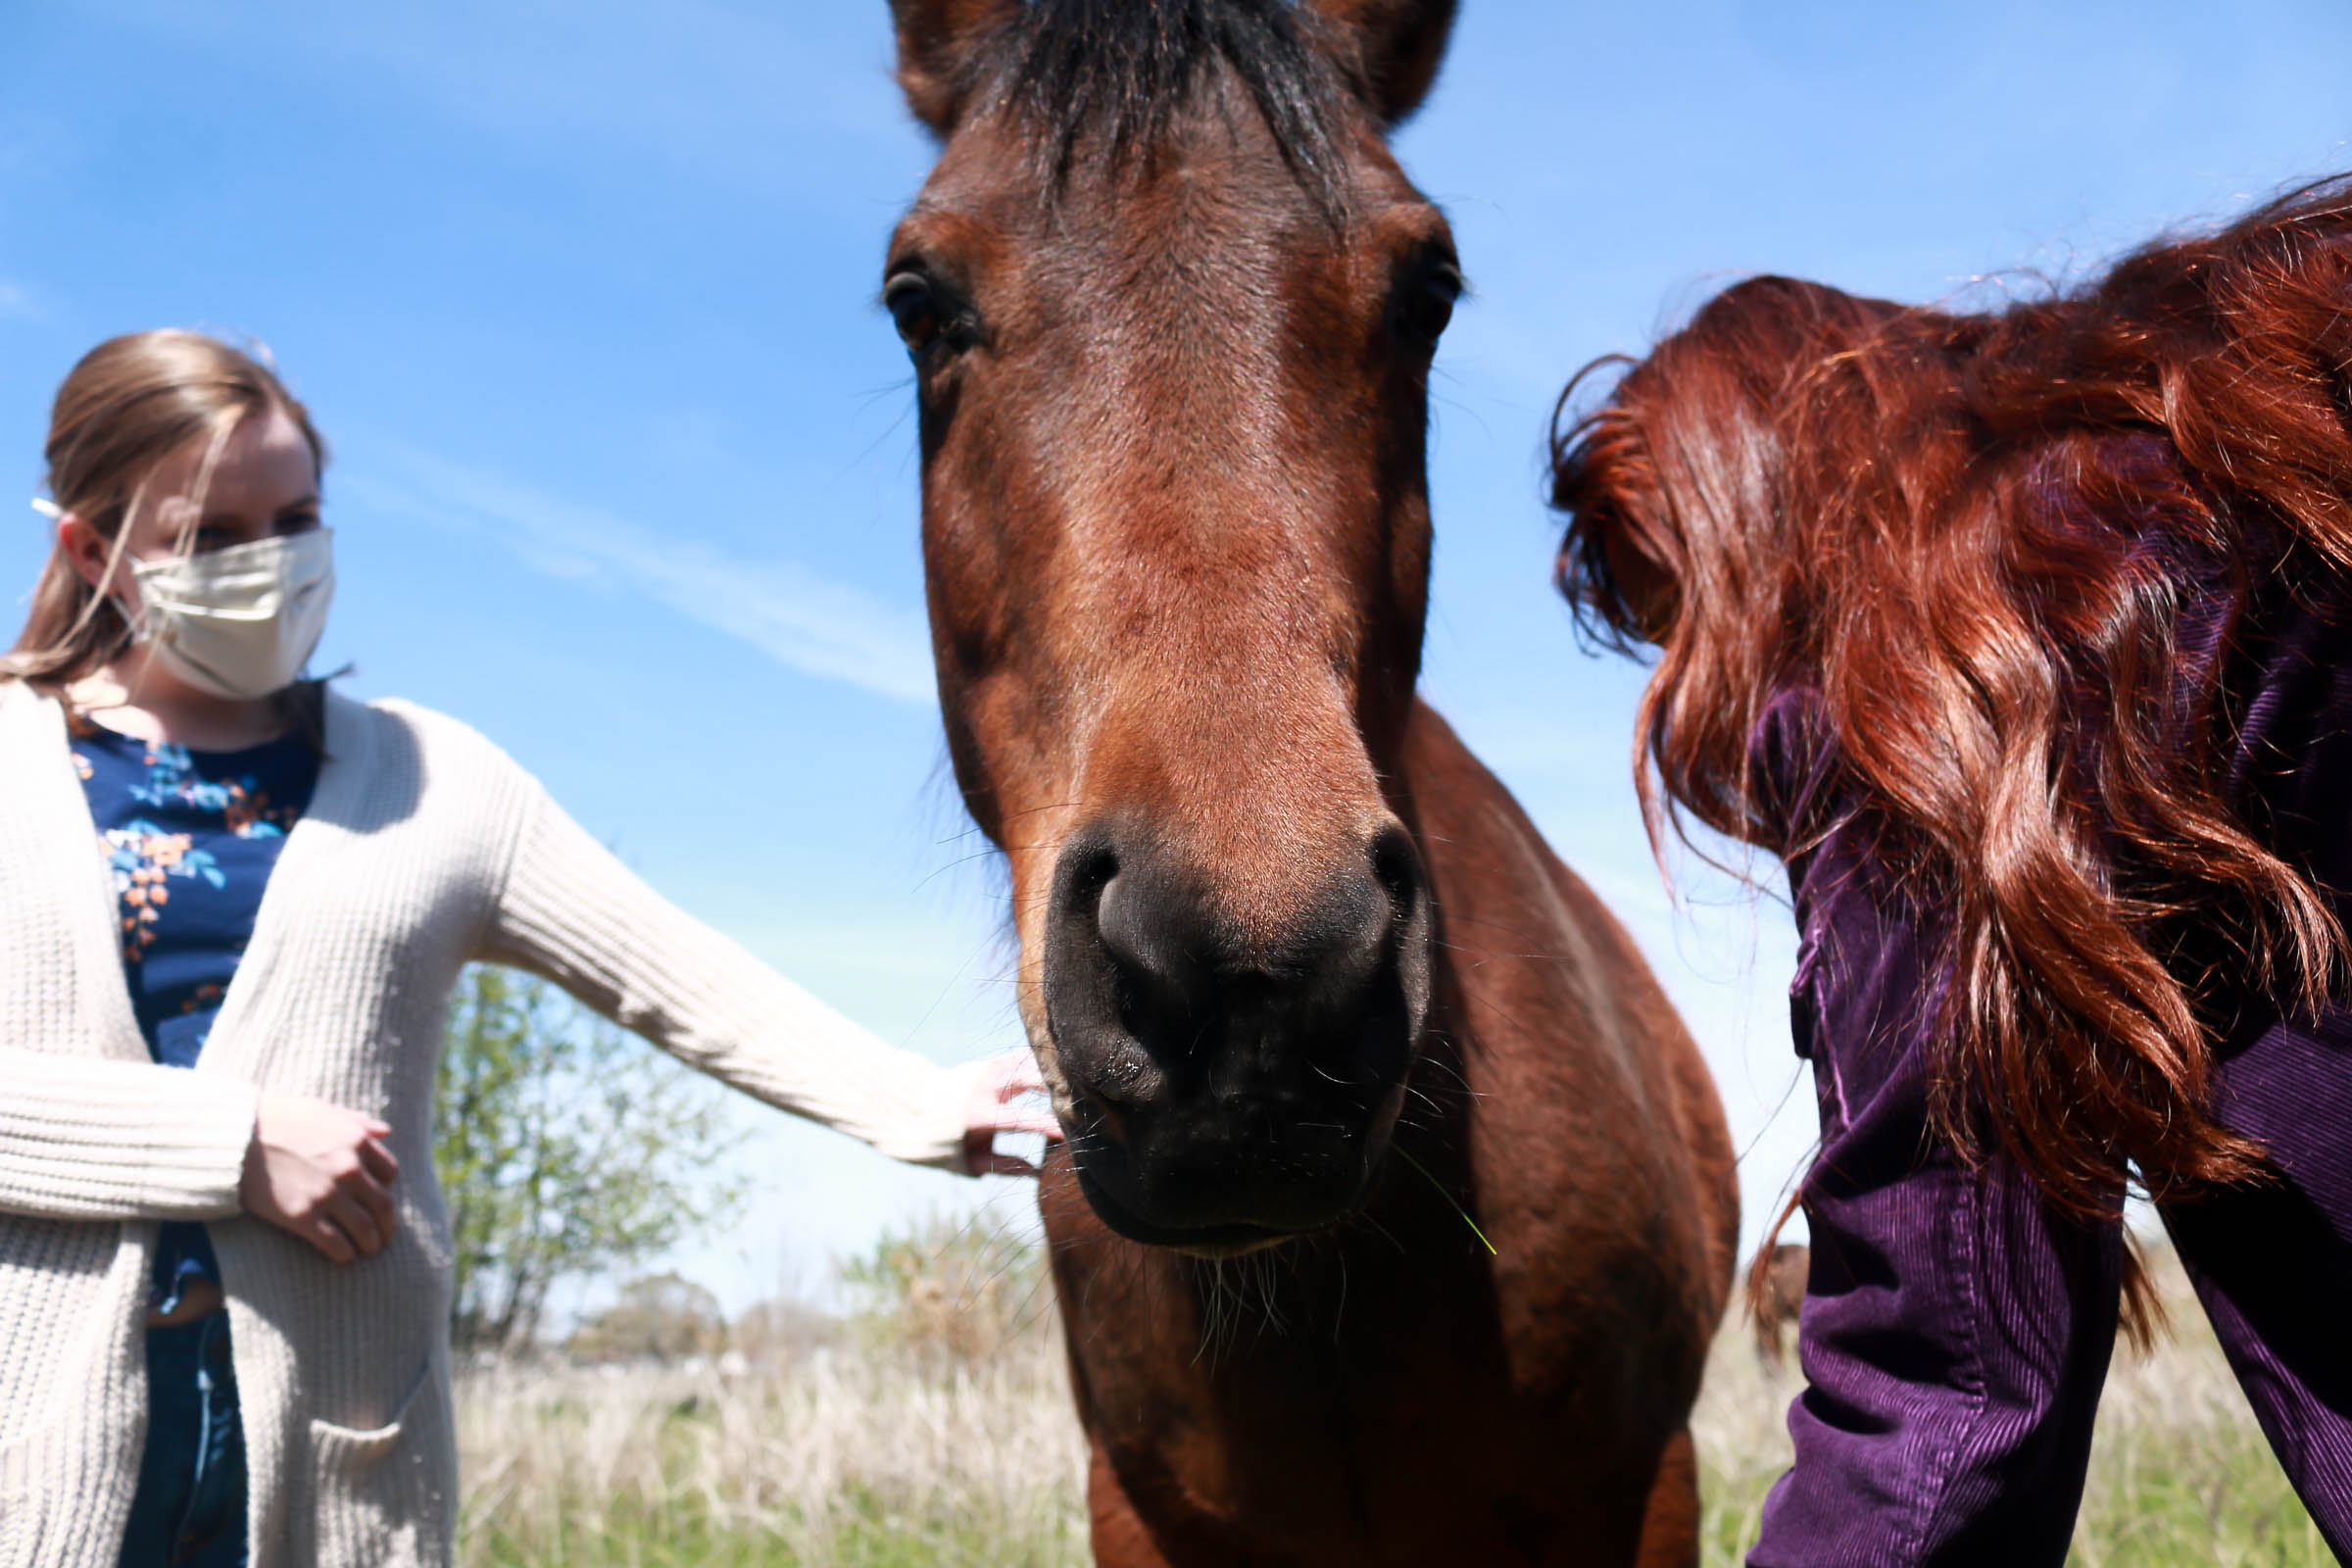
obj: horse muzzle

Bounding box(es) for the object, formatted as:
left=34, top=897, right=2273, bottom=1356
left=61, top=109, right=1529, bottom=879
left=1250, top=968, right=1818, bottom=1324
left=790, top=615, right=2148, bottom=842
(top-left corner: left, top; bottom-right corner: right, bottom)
left=1040, top=814, right=1432, bottom=1249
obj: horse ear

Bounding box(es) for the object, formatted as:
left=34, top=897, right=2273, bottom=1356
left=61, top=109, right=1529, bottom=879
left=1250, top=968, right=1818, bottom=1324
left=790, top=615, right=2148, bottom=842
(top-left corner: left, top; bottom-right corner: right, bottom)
left=889, top=0, right=1019, bottom=134
left=1300, top=0, right=1460, bottom=126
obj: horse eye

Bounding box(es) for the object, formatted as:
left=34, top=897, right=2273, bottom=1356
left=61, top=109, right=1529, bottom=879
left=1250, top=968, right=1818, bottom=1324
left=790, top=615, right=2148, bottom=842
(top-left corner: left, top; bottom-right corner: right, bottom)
left=1399, top=263, right=1462, bottom=343
left=884, top=272, right=941, bottom=353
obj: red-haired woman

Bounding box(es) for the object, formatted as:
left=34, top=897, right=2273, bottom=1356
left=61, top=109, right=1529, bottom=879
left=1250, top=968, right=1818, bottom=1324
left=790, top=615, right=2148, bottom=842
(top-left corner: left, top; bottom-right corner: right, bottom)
left=0, top=331, right=1054, bottom=1567
left=1552, top=180, right=2352, bottom=1562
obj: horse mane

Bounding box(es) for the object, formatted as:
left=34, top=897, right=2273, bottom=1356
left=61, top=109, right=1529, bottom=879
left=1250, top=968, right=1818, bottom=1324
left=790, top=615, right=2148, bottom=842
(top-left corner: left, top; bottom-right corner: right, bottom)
left=969, top=0, right=1350, bottom=210
left=1550, top=176, right=2352, bottom=1229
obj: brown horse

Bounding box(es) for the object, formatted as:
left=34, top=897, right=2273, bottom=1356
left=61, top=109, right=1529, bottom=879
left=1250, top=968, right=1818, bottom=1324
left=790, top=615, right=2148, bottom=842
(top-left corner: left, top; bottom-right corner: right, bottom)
left=880, top=1, right=1738, bottom=1561
left=1750, top=1243, right=1809, bottom=1371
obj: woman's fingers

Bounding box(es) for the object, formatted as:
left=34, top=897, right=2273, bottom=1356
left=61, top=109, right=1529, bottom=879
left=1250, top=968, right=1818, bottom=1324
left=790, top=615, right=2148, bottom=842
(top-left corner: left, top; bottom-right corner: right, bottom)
left=298, top=1177, right=392, bottom=1263
left=960, top=1050, right=1063, bottom=1177
left=969, top=1050, right=1061, bottom=1140
left=243, top=1091, right=405, bottom=1260
left=307, top=1213, right=358, bottom=1264
left=351, top=1166, right=398, bottom=1243
left=962, top=1126, right=1048, bottom=1178
left=975, top=1106, right=1064, bottom=1140
left=358, top=1136, right=400, bottom=1185
left=990, top=1050, right=1049, bottom=1102
left=326, top=1190, right=384, bottom=1257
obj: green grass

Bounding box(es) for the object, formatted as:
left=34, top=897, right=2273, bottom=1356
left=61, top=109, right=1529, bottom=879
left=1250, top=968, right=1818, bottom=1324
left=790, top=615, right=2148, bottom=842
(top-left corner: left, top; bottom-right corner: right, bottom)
left=463, top=1489, right=1086, bottom=1568
left=459, top=1250, right=2322, bottom=1567
left=454, top=1344, right=1089, bottom=1568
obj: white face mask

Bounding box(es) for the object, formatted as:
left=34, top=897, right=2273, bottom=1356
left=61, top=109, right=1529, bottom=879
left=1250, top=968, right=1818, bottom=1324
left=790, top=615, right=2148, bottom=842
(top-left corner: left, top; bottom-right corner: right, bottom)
left=124, top=529, right=337, bottom=701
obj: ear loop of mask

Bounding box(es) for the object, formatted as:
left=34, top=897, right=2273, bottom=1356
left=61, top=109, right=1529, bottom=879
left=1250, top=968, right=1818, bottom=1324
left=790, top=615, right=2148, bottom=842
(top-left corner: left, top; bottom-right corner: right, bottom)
left=35, top=491, right=144, bottom=661
left=38, top=484, right=151, bottom=654
left=50, top=409, right=248, bottom=667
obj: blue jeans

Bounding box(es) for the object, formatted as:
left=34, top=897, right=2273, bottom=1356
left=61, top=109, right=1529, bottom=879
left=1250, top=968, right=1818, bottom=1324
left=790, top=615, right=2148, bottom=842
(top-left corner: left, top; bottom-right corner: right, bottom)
left=118, top=1313, right=247, bottom=1568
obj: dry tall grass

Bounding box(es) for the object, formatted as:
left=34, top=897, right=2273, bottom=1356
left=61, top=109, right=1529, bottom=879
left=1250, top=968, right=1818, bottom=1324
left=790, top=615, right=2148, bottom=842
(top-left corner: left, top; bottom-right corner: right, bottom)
left=455, top=1244, right=2323, bottom=1566
left=456, top=1338, right=1088, bottom=1567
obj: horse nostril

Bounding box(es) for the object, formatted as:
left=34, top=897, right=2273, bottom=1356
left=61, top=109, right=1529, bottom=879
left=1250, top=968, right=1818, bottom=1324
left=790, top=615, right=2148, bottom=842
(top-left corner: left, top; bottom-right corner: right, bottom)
left=1091, top=850, right=1191, bottom=998
left=1368, top=824, right=1427, bottom=927
left=1046, top=826, right=1184, bottom=1119
left=1055, top=837, right=1132, bottom=976
left=1066, top=842, right=1119, bottom=912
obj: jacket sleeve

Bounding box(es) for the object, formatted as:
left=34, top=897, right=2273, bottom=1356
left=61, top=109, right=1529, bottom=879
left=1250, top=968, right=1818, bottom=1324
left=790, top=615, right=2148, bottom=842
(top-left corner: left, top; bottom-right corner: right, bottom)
left=1748, top=826, right=2124, bottom=1568
left=0, top=1048, right=258, bottom=1221
left=476, top=771, right=985, bottom=1174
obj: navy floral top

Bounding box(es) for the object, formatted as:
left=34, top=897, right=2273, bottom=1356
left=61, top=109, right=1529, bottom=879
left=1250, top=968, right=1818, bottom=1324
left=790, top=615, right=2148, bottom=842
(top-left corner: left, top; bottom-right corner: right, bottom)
left=69, top=712, right=318, bottom=1309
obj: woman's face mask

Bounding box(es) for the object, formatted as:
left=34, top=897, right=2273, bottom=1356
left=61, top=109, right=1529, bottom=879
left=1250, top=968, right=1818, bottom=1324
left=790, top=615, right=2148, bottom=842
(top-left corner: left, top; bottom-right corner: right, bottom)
left=46, top=404, right=333, bottom=702
left=124, top=529, right=336, bottom=700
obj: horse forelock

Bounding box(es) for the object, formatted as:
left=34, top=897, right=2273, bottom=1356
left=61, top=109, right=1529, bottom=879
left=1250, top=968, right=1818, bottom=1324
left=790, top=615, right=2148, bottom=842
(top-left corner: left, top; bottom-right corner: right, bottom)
left=964, top=0, right=1353, bottom=217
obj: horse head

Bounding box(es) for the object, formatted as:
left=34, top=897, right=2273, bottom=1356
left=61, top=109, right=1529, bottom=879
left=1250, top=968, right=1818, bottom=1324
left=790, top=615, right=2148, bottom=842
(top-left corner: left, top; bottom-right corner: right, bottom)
left=887, top=0, right=1460, bottom=1251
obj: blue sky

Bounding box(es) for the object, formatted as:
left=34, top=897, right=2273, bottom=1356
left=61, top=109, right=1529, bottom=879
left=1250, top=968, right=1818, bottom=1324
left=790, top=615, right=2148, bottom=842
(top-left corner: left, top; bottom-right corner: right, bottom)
left=4, top=0, right=2348, bottom=1313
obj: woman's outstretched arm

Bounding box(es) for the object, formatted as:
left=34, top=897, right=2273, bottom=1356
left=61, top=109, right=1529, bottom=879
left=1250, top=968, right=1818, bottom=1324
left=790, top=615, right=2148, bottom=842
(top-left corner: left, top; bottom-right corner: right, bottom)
left=477, top=771, right=1054, bottom=1174
left=1751, top=825, right=2126, bottom=1568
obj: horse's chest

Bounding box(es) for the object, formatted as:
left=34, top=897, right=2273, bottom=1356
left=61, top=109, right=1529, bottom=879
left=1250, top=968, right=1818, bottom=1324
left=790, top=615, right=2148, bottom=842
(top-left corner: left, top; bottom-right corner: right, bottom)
left=1051, top=1187, right=1622, bottom=1563
left=1140, top=1333, right=1553, bottom=1544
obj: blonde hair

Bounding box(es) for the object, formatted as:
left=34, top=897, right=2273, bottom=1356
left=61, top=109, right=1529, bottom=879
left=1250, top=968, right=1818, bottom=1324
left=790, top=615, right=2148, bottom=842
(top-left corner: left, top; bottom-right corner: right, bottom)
left=9, top=330, right=327, bottom=692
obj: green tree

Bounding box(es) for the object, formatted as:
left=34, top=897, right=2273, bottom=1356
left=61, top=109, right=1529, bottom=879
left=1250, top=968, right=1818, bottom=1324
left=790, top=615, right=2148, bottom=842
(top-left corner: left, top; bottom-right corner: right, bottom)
left=434, top=964, right=751, bottom=1356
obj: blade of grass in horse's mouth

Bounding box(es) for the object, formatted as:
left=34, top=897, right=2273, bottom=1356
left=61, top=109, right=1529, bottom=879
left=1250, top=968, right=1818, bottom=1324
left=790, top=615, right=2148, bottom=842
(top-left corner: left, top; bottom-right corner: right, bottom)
left=1393, top=1147, right=1497, bottom=1257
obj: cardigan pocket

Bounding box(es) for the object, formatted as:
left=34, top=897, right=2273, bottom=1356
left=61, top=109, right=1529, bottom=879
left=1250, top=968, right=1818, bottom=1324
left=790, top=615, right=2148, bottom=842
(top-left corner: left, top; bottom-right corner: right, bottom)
left=307, top=1358, right=450, bottom=1566
left=309, top=1354, right=434, bottom=1465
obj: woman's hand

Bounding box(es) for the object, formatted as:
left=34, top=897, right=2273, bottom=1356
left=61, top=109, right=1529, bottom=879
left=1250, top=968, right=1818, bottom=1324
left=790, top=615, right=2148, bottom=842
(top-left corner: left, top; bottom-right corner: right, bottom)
left=239, top=1090, right=401, bottom=1262
left=962, top=1048, right=1063, bottom=1177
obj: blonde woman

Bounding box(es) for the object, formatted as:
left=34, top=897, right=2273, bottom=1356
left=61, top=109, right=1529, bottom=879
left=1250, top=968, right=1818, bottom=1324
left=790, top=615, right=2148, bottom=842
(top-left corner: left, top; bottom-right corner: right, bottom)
left=0, top=330, right=1054, bottom=1568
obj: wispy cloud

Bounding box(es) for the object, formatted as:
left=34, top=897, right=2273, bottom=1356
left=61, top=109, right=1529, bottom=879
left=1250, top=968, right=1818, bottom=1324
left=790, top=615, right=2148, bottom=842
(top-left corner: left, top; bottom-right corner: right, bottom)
left=345, top=446, right=936, bottom=705
left=0, top=277, right=41, bottom=321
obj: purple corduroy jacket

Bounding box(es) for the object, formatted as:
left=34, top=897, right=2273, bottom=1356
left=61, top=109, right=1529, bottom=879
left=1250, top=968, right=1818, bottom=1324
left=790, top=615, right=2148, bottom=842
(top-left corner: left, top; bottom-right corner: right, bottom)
left=1747, top=524, right=2352, bottom=1565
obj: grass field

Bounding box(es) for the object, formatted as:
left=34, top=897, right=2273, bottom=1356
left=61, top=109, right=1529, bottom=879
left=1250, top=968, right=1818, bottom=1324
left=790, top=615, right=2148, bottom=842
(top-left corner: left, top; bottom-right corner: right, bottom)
left=454, top=1248, right=2323, bottom=1567
left=453, top=1339, right=1089, bottom=1567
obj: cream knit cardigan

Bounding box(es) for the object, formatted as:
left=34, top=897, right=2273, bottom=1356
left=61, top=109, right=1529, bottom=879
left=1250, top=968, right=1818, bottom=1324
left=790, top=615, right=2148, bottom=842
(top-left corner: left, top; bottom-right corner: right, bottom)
left=0, top=678, right=988, bottom=1567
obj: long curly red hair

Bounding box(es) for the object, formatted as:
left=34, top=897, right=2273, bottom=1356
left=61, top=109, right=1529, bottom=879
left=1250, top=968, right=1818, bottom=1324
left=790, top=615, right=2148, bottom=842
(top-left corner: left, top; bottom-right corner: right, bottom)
left=1550, top=179, right=2352, bottom=1231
